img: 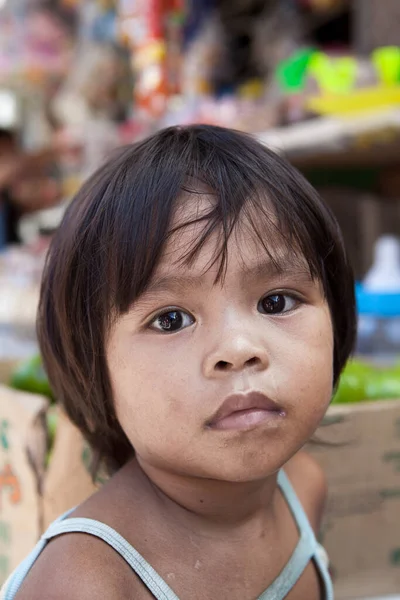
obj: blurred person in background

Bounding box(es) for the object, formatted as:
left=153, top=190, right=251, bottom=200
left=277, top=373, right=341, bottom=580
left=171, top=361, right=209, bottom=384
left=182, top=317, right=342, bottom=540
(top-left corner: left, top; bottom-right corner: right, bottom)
left=0, top=127, right=65, bottom=248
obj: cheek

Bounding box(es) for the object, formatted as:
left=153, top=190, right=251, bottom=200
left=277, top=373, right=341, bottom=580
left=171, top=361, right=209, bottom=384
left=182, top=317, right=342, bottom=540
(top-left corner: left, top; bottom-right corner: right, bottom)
left=107, top=333, right=196, bottom=448
left=273, top=306, right=334, bottom=406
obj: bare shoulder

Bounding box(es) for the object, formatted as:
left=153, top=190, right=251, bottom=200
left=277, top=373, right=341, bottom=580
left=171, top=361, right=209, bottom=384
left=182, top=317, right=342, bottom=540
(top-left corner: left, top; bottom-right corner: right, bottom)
left=14, top=531, right=132, bottom=600
left=13, top=471, right=150, bottom=600
left=284, top=450, right=328, bottom=533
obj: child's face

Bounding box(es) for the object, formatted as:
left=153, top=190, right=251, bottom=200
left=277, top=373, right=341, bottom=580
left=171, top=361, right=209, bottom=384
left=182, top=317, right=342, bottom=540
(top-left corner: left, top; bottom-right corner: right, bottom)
left=107, top=194, right=334, bottom=482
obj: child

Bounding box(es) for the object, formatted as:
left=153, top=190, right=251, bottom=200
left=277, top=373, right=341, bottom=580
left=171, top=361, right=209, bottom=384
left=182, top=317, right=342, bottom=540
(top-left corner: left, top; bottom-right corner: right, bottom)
left=3, top=125, right=355, bottom=600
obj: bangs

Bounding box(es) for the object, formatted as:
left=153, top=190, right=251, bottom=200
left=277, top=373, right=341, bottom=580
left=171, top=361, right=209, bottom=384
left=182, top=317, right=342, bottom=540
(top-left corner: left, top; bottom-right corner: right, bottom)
left=166, top=183, right=319, bottom=284
left=103, top=126, right=328, bottom=317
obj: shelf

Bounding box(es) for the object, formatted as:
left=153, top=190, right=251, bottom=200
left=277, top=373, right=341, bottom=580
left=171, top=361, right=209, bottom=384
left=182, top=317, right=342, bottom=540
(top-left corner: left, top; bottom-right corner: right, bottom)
left=257, top=109, right=400, bottom=169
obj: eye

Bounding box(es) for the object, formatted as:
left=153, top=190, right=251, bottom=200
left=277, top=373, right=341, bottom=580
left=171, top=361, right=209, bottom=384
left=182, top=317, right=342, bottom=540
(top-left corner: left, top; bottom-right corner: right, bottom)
left=149, top=309, right=194, bottom=333
left=258, top=294, right=299, bottom=315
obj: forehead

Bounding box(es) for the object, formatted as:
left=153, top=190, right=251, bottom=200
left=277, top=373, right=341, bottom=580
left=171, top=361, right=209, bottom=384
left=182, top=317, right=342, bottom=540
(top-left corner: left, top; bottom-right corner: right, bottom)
left=156, top=191, right=309, bottom=279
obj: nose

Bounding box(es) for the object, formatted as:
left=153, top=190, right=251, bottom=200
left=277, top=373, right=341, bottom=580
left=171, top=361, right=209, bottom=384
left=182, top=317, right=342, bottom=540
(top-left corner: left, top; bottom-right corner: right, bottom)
left=202, top=330, right=269, bottom=378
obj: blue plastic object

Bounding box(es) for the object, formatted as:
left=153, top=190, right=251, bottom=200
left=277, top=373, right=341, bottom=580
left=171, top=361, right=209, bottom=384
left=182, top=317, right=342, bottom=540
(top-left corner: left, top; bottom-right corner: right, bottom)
left=356, top=282, right=400, bottom=318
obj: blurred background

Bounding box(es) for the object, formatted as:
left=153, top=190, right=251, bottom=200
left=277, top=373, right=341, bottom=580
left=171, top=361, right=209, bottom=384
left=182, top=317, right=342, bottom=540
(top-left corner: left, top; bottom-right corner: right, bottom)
left=0, top=2, right=400, bottom=599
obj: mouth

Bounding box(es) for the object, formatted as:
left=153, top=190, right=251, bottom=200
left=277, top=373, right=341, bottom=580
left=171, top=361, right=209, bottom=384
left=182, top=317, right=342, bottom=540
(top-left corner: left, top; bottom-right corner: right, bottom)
left=206, top=391, right=286, bottom=432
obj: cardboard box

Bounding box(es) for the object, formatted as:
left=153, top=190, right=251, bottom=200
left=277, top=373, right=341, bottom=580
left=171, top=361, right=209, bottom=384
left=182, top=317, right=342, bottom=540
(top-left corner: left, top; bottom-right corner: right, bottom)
left=0, top=385, right=48, bottom=582
left=309, top=400, right=400, bottom=599
left=0, top=362, right=97, bottom=586
left=42, top=408, right=98, bottom=529
left=0, top=390, right=97, bottom=587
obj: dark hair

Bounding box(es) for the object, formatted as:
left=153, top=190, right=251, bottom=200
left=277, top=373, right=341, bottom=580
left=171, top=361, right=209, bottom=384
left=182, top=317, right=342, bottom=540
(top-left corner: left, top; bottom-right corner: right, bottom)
left=37, top=125, right=356, bottom=474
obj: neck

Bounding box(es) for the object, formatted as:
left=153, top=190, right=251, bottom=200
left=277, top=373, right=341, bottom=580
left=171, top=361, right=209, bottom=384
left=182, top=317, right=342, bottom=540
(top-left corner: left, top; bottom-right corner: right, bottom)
left=125, top=458, right=280, bottom=538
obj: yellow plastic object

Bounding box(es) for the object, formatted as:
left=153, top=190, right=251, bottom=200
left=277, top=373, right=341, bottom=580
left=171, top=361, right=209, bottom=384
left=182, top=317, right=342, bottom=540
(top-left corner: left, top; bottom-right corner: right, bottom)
left=305, top=85, right=400, bottom=115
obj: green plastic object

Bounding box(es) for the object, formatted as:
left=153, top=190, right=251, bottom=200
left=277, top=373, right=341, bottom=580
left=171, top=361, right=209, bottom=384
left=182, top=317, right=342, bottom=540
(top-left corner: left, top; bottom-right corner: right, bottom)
left=332, top=359, right=371, bottom=404
left=372, top=46, right=400, bottom=86
left=9, top=354, right=54, bottom=401
left=332, top=359, right=400, bottom=404
left=308, top=52, right=357, bottom=94
left=365, top=368, right=400, bottom=400
left=276, top=48, right=315, bottom=93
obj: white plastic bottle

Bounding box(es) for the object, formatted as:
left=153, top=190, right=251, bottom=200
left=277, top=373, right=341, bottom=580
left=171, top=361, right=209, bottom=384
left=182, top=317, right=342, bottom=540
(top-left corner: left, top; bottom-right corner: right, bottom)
left=357, top=236, right=400, bottom=357
left=363, top=236, right=400, bottom=291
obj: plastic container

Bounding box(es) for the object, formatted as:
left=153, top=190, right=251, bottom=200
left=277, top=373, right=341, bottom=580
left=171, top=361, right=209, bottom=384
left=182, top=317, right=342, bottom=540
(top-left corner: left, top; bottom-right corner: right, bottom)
left=356, top=236, right=400, bottom=358
left=356, top=285, right=400, bottom=357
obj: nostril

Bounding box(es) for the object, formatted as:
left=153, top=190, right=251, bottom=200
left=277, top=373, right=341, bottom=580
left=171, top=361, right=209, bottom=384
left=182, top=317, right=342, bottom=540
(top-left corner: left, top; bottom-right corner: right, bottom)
left=215, top=360, right=230, bottom=371
left=245, top=357, right=260, bottom=367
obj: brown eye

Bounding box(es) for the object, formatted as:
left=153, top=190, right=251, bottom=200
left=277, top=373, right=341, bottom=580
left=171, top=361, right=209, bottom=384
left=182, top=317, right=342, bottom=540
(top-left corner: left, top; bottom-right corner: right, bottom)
left=150, top=310, right=194, bottom=333
left=258, top=294, right=297, bottom=315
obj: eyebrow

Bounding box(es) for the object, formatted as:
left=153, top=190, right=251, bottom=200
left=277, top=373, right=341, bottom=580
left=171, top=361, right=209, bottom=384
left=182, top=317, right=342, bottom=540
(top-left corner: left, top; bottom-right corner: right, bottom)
left=141, top=254, right=313, bottom=298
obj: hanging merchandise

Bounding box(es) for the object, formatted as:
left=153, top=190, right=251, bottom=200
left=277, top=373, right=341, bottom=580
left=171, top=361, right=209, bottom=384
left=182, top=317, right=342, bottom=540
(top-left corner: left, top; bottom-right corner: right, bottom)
left=181, top=4, right=222, bottom=100
left=0, top=9, right=24, bottom=83
left=0, top=1, right=78, bottom=86
left=79, top=0, right=118, bottom=44
left=118, top=0, right=185, bottom=119
left=164, top=0, right=185, bottom=97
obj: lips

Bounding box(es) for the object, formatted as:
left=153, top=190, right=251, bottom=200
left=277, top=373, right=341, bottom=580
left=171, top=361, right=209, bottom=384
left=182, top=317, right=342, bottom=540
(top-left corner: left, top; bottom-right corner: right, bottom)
left=207, top=391, right=285, bottom=431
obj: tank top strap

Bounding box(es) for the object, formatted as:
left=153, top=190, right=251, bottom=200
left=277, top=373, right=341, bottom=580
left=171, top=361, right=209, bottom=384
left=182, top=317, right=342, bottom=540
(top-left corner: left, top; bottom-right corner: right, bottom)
left=276, top=470, right=334, bottom=600
left=257, top=530, right=315, bottom=600
left=314, top=544, right=334, bottom=600
left=277, top=470, right=318, bottom=546
left=43, top=517, right=180, bottom=600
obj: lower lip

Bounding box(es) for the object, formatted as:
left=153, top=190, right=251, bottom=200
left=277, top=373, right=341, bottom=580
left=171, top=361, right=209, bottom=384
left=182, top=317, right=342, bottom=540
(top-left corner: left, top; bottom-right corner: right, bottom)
left=209, top=408, right=285, bottom=431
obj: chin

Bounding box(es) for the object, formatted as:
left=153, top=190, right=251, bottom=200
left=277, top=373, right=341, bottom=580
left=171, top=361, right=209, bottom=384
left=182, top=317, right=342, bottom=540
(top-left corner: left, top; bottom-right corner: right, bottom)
left=201, top=455, right=287, bottom=484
